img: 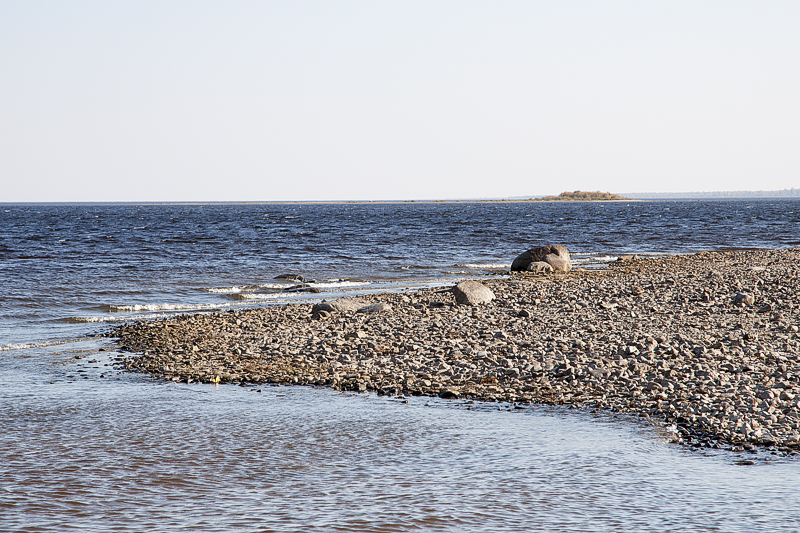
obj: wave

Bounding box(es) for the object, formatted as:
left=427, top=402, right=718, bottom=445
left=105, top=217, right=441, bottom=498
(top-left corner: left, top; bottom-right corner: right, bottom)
left=231, top=293, right=287, bottom=301
left=106, top=301, right=242, bottom=313
left=309, top=280, right=369, bottom=289
left=399, top=265, right=436, bottom=270
left=0, top=337, right=90, bottom=352
left=572, top=255, right=618, bottom=264
left=205, top=283, right=286, bottom=294
left=61, top=314, right=175, bottom=323
left=458, top=263, right=510, bottom=269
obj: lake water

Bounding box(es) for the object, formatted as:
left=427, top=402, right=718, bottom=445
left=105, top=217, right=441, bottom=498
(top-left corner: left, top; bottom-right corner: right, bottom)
left=2, top=200, right=800, bottom=531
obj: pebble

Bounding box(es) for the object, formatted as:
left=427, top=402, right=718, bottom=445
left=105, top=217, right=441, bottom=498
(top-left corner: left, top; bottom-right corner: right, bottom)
left=111, top=248, right=800, bottom=451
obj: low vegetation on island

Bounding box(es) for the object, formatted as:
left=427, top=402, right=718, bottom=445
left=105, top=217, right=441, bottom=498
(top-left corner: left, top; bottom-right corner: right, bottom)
left=536, top=190, right=630, bottom=201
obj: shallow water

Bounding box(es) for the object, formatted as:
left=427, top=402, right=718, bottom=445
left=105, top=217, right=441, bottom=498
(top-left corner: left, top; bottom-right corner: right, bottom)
left=2, top=339, right=800, bottom=532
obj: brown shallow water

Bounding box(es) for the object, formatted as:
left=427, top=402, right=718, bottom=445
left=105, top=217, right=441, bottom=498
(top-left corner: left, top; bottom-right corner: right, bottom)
left=2, top=339, right=800, bottom=533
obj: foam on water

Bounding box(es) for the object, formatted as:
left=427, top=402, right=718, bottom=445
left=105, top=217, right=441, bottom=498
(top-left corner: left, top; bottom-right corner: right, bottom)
left=458, top=263, right=510, bottom=269
left=106, top=301, right=248, bottom=313
left=206, top=283, right=288, bottom=293
left=231, top=293, right=289, bottom=301
left=309, top=279, right=370, bottom=288
left=0, top=337, right=90, bottom=352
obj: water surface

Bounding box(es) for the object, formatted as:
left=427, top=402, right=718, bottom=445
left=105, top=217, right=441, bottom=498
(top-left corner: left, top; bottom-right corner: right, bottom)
left=2, top=339, right=799, bottom=532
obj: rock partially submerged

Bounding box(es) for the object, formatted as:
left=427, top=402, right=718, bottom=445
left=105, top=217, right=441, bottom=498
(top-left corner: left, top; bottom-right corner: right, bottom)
left=511, top=245, right=571, bottom=273
left=275, top=274, right=306, bottom=282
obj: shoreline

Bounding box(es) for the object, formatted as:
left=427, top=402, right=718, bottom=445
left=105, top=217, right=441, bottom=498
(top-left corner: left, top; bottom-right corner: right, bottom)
left=111, top=248, right=800, bottom=453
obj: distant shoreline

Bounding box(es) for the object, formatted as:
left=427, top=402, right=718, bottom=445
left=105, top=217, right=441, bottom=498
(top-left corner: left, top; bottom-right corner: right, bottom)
left=3, top=196, right=799, bottom=206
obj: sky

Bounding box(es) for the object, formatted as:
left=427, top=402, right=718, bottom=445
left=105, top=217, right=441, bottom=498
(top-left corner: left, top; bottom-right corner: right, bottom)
left=1, top=1, right=799, bottom=202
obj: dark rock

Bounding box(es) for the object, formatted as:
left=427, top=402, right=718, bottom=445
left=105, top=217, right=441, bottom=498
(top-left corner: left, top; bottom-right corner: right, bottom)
left=274, top=274, right=306, bottom=282
left=511, top=245, right=571, bottom=272
left=286, top=284, right=321, bottom=293
left=733, top=293, right=755, bottom=306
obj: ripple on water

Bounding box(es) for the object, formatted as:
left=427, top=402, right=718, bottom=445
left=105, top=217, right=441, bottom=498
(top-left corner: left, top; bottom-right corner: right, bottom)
left=1, top=344, right=800, bottom=532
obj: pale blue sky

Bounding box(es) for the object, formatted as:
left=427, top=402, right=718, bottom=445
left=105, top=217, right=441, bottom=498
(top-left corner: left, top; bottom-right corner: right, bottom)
left=1, top=1, right=798, bottom=201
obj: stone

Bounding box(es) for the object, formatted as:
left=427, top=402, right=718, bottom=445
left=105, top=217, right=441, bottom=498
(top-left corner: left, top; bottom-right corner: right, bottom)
left=452, top=280, right=495, bottom=306
left=526, top=261, right=553, bottom=273
left=357, top=302, right=393, bottom=314
left=312, top=298, right=370, bottom=314
left=274, top=274, right=305, bottom=282
left=511, top=245, right=571, bottom=272
left=286, top=284, right=321, bottom=293
left=733, top=293, right=755, bottom=306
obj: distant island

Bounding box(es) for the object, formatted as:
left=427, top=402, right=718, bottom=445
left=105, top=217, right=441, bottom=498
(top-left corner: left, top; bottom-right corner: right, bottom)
left=534, top=190, right=631, bottom=202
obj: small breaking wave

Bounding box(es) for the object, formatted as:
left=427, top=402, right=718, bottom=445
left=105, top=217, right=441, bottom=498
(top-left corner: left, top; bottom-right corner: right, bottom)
left=231, top=293, right=287, bottom=301
left=206, top=283, right=286, bottom=294
left=572, top=255, right=618, bottom=264
left=310, top=280, right=369, bottom=289
left=106, top=302, right=242, bottom=313
left=458, top=263, right=510, bottom=269
left=61, top=314, right=174, bottom=323
left=0, top=337, right=90, bottom=352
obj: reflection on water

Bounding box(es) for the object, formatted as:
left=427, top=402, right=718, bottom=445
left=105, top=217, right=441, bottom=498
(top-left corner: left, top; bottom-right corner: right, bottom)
left=2, top=340, right=800, bottom=532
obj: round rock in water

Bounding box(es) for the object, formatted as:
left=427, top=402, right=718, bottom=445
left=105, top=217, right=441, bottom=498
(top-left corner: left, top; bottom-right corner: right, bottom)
left=452, top=280, right=495, bottom=306
left=511, top=245, right=571, bottom=272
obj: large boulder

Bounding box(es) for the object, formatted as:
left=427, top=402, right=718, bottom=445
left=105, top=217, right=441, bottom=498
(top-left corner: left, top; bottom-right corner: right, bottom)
left=452, top=280, right=495, bottom=306
left=511, top=245, right=571, bottom=272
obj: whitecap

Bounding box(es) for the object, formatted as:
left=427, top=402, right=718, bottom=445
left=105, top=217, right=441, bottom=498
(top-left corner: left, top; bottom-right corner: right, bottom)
left=206, top=283, right=287, bottom=293
left=0, top=338, right=90, bottom=352
left=107, top=302, right=238, bottom=313
left=206, top=286, right=246, bottom=294
left=231, top=293, right=287, bottom=301
left=572, top=255, right=618, bottom=264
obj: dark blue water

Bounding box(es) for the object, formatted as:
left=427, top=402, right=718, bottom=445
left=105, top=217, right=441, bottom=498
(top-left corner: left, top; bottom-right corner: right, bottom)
left=2, top=200, right=799, bottom=347
left=2, top=200, right=800, bottom=532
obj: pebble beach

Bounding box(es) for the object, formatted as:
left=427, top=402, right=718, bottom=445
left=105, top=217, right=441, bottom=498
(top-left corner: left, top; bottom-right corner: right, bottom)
left=112, top=248, right=800, bottom=453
